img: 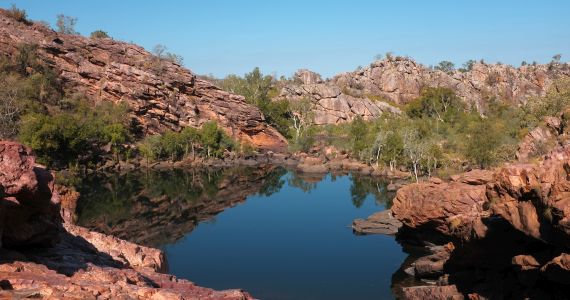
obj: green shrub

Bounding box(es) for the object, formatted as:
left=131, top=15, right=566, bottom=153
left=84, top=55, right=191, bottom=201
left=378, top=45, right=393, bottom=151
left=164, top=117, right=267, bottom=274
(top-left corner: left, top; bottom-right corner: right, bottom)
left=138, top=121, right=236, bottom=162
left=19, top=101, right=130, bottom=167
left=90, top=30, right=110, bottom=39
left=434, top=61, right=455, bottom=73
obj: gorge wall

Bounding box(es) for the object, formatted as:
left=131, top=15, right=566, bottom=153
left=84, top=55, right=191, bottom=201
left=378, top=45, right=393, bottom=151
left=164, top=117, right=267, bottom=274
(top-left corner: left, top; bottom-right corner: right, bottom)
left=0, top=9, right=287, bottom=152
left=279, top=57, right=570, bottom=125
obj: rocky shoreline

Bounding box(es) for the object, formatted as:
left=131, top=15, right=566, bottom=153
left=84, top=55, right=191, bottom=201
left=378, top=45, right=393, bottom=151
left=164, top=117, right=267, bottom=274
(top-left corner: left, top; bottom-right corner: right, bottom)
left=94, top=150, right=412, bottom=182
left=356, top=146, right=570, bottom=299
left=0, top=141, right=252, bottom=299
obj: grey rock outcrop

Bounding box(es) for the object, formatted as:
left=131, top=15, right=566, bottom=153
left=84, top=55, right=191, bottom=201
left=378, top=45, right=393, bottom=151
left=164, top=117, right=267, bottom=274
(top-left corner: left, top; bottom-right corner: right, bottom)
left=279, top=57, right=570, bottom=125
left=279, top=81, right=402, bottom=125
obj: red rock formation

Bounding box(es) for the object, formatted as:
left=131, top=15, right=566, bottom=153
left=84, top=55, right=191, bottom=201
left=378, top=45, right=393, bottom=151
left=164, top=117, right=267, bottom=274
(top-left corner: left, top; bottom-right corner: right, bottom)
left=385, top=146, right=570, bottom=299
left=333, top=58, right=570, bottom=107
left=0, top=141, right=253, bottom=299
left=0, top=9, right=287, bottom=152
left=489, top=146, right=570, bottom=248
left=0, top=141, right=61, bottom=248
left=0, top=260, right=252, bottom=299
left=391, top=175, right=491, bottom=240
left=401, top=285, right=464, bottom=300
left=516, top=115, right=566, bottom=161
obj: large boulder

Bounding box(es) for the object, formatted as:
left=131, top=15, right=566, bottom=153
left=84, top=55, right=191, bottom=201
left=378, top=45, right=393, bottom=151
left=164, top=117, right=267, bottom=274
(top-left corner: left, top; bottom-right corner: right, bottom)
left=391, top=177, right=489, bottom=240
left=294, top=69, right=323, bottom=85
left=0, top=141, right=61, bottom=248
left=488, top=146, right=570, bottom=248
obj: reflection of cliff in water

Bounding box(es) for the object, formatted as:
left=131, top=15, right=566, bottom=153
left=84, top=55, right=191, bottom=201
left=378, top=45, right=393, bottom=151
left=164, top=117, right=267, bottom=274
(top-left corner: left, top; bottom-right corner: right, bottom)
left=76, top=167, right=396, bottom=248
left=76, top=167, right=288, bottom=248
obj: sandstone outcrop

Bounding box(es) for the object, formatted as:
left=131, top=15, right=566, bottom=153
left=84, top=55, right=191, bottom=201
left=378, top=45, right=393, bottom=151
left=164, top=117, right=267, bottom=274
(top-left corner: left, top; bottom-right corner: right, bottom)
left=352, top=210, right=402, bottom=235
left=0, top=260, right=252, bottom=300
left=0, top=141, right=61, bottom=248
left=0, top=9, right=286, bottom=151
left=361, top=146, right=570, bottom=298
left=489, top=146, right=570, bottom=248
left=279, top=57, right=570, bottom=125
left=279, top=83, right=402, bottom=125
left=333, top=58, right=570, bottom=108
left=0, top=141, right=253, bottom=299
left=401, top=285, right=464, bottom=300
left=391, top=176, right=490, bottom=241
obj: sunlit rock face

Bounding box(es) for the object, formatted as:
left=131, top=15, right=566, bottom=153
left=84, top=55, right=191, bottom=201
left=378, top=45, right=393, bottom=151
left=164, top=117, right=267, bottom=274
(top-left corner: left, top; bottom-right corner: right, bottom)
left=0, top=9, right=287, bottom=152
left=386, top=146, right=570, bottom=299
left=279, top=57, right=570, bottom=125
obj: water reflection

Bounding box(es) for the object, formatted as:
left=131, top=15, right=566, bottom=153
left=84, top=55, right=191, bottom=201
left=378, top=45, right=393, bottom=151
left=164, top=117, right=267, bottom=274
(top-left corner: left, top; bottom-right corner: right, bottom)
left=76, top=167, right=396, bottom=248
left=77, top=167, right=287, bottom=247
left=75, top=167, right=404, bottom=299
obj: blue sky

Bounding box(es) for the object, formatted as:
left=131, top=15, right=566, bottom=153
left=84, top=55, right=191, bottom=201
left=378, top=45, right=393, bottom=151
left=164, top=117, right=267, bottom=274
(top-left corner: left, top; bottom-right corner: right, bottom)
left=1, top=1, right=568, bottom=78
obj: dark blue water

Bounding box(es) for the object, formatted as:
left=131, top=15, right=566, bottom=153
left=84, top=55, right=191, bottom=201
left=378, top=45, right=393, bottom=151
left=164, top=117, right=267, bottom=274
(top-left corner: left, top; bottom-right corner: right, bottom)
left=162, top=172, right=405, bottom=299
left=76, top=168, right=407, bottom=300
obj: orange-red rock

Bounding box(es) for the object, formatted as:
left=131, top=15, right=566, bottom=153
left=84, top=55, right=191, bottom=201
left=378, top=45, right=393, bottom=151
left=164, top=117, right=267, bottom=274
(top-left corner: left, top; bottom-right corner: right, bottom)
left=391, top=178, right=488, bottom=240
left=0, top=141, right=253, bottom=299
left=0, top=9, right=286, bottom=152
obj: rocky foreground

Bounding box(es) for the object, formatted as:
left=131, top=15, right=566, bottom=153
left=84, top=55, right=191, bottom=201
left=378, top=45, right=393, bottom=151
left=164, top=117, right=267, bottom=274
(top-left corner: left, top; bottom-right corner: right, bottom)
left=0, top=141, right=252, bottom=299
left=356, top=145, right=570, bottom=298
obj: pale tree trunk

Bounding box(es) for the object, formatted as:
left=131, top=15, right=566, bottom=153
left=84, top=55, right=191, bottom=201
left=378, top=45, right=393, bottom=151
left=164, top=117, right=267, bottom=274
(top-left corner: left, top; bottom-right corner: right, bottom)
left=413, top=162, right=419, bottom=182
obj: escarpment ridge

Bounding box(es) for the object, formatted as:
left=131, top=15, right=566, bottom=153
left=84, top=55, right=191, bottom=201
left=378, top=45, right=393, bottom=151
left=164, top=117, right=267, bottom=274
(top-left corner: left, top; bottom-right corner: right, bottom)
left=0, top=8, right=287, bottom=152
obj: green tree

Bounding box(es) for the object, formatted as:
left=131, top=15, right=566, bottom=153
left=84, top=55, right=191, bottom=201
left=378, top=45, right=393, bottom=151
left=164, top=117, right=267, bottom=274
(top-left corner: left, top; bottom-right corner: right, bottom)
left=402, top=127, right=430, bottom=182
left=465, top=119, right=502, bottom=168
left=459, top=60, right=476, bottom=72
left=434, top=61, right=455, bottom=73
left=220, top=67, right=292, bottom=138
left=0, top=74, right=21, bottom=138
left=350, top=116, right=369, bottom=159
left=405, top=87, right=464, bottom=128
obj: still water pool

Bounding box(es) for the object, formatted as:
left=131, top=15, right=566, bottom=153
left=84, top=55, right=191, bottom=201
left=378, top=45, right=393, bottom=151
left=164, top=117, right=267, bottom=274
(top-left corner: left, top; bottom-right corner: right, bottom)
left=76, top=167, right=409, bottom=299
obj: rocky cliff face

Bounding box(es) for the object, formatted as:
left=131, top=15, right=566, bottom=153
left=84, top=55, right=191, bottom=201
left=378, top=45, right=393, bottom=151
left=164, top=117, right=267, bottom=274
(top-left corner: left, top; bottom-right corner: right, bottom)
left=0, top=9, right=286, bottom=152
left=0, top=141, right=252, bottom=299
left=279, top=57, right=570, bottom=125
left=0, top=141, right=61, bottom=248
left=385, top=146, right=570, bottom=299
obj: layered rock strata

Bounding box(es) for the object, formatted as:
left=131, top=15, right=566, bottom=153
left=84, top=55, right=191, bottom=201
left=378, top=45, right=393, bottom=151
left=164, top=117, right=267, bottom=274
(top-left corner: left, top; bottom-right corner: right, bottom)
left=0, top=9, right=286, bottom=151
left=279, top=58, right=570, bottom=125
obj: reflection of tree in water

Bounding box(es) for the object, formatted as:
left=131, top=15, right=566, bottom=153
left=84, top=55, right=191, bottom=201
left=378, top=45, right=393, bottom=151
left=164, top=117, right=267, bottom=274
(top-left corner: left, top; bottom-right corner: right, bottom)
left=74, top=167, right=288, bottom=246
left=74, top=167, right=396, bottom=246
left=287, top=171, right=318, bottom=193
left=349, top=174, right=394, bottom=208
left=257, top=167, right=287, bottom=197
left=76, top=169, right=226, bottom=226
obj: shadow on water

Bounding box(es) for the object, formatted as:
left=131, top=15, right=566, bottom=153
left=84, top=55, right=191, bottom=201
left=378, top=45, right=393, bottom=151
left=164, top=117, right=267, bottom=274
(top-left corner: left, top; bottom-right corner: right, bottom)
left=75, top=166, right=407, bottom=299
